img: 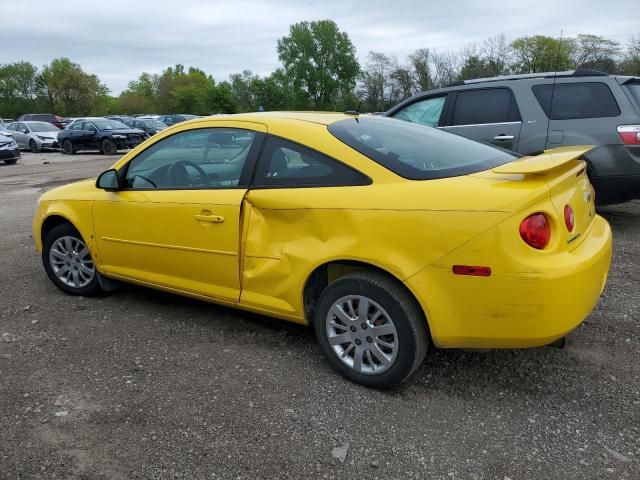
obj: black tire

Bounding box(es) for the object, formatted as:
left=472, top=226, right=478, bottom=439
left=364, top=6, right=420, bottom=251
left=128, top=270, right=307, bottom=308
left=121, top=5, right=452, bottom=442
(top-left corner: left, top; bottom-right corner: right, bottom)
left=42, top=223, right=102, bottom=296
left=102, top=138, right=118, bottom=155
left=313, top=270, right=429, bottom=388
left=62, top=139, right=75, bottom=155
left=4, top=159, right=18, bottom=165
left=29, top=139, right=40, bottom=153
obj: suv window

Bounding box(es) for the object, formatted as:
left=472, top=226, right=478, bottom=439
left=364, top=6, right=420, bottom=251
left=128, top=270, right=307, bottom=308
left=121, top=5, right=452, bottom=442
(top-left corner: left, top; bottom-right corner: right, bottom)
left=392, top=96, right=446, bottom=127
left=626, top=81, right=640, bottom=106
left=125, top=128, right=256, bottom=190
left=532, top=82, right=620, bottom=120
left=451, top=88, right=520, bottom=126
left=252, top=136, right=370, bottom=188
left=329, top=116, right=517, bottom=180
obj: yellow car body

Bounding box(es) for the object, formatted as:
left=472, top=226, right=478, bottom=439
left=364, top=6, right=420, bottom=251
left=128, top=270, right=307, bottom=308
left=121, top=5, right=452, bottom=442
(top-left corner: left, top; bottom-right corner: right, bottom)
left=33, top=112, right=612, bottom=353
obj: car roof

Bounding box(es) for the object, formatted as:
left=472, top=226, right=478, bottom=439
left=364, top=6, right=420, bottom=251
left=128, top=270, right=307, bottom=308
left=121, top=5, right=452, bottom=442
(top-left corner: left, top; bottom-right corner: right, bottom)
left=206, top=112, right=356, bottom=126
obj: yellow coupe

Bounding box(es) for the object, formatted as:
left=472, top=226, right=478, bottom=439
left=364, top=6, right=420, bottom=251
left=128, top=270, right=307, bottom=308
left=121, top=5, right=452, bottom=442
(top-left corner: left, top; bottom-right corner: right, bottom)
left=33, top=113, right=612, bottom=387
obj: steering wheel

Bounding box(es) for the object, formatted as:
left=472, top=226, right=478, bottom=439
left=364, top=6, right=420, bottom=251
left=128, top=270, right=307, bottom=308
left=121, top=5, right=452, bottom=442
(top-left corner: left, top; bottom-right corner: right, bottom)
left=168, top=160, right=208, bottom=187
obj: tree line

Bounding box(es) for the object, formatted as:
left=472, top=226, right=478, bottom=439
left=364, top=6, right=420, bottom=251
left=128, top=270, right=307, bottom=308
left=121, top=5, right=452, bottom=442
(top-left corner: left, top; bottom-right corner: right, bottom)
left=1, top=20, right=639, bottom=119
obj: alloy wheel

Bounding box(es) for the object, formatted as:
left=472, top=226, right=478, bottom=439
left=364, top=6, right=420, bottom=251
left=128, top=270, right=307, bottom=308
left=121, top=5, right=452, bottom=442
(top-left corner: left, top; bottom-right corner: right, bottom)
left=48, top=236, right=95, bottom=288
left=325, top=295, right=398, bottom=375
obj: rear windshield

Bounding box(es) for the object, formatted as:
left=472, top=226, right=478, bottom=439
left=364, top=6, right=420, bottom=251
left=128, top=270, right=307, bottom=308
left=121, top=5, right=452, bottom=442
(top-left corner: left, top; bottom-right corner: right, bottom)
left=328, top=116, right=517, bottom=180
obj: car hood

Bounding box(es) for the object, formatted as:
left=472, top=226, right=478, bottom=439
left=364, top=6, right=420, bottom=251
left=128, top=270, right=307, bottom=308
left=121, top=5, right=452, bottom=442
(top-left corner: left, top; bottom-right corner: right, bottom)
left=39, top=179, right=97, bottom=203
left=34, top=131, right=59, bottom=139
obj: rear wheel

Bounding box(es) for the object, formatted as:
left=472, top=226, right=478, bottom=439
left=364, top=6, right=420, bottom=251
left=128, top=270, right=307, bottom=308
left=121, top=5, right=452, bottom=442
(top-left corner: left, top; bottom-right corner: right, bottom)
left=42, top=223, right=102, bottom=296
left=314, top=271, right=429, bottom=387
left=102, top=138, right=118, bottom=155
left=29, top=139, right=40, bottom=153
left=62, top=139, right=75, bottom=155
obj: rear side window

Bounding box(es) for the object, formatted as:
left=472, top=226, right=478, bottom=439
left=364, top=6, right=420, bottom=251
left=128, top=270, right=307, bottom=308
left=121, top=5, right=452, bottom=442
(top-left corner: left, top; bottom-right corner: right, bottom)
left=329, top=116, right=517, bottom=180
left=252, top=136, right=370, bottom=188
left=625, top=81, right=640, bottom=107
left=532, top=82, right=620, bottom=119
left=450, top=88, right=520, bottom=126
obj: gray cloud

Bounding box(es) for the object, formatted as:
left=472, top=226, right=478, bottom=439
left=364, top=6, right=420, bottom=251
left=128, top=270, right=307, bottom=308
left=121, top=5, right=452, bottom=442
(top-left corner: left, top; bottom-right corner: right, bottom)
left=1, top=0, right=637, bottom=94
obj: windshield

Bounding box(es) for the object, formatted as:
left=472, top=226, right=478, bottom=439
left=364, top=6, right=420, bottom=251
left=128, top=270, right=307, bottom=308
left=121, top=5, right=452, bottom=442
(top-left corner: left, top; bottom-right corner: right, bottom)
left=328, top=116, right=517, bottom=180
left=143, top=119, right=167, bottom=128
left=93, top=119, right=129, bottom=130
left=28, top=122, right=60, bottom=132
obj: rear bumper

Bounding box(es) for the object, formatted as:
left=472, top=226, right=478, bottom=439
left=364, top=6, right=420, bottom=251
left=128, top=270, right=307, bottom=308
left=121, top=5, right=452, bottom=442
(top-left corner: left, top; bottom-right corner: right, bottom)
left=405, top=215, right=612, bottom=349
left=583, top=145, right=640, bottom=205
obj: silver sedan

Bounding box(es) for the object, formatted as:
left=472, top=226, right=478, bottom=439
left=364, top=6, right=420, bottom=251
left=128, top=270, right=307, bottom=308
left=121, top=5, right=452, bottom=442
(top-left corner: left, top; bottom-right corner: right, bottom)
left=5, top=121, right=61, bottom=152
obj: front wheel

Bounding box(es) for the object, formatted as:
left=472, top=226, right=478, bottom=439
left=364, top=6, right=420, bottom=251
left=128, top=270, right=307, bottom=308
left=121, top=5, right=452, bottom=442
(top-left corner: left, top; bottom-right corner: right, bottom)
left=4, top=159, right=18, bottom=165
left=102, top=138, right=118, bottom=155
left=29, top=139, right=40, bottom=153
left=314, top=271, right=429, bottom=388
left=62, top=139, right=75, bottom=155
left=42, top=223, right=102, bottom=296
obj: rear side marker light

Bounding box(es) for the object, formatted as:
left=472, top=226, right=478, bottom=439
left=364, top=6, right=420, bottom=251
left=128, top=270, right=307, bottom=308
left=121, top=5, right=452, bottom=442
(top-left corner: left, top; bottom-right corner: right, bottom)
left=617, top=125, right=640, bottom=145
left=452, top=265, right=492, bottom=277
left=564, top=205, right=575, bottom=231
left=519, top=213, right=550, bottom=250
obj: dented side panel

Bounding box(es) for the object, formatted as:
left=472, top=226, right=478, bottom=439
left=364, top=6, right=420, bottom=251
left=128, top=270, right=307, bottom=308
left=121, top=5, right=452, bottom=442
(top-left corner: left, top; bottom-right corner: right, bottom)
left=239, top=187, right=508, bottom=323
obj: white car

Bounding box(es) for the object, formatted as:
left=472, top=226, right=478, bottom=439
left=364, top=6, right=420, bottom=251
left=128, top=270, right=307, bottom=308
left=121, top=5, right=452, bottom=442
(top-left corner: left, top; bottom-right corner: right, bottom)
left=5, top=121, right=61, bottom=152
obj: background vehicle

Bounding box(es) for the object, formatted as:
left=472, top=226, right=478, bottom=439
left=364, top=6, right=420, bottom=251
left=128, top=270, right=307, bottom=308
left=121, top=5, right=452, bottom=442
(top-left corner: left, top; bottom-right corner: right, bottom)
left=159, top=114, right=199, bottom=126
left=0, top=133, right=21, bottom=164
left=5, top=121, right=60, bottom=152
left=105, top=115, right=135, bottom=127
left=0, top=119, right=12, bottom=137
left=57, top=117, right=145, bottom=155
left=385, top=70, right=640, bottom=205
left=33, top=113, right=611, bottom=387
left=17, top=113, right=68, bottom=129
left=131, top=118, right=168, bottom=136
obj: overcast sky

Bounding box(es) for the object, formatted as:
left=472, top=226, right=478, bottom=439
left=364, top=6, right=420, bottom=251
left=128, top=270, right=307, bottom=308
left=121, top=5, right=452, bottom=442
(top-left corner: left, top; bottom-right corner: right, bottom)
left=1, top=0, right=637, bottom=94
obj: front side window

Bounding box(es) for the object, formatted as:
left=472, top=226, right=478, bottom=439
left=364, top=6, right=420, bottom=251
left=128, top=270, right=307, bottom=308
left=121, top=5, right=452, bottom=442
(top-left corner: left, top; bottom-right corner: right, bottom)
left=392, top=96, right=446, bottom=127
left=329, top=116, right=517, bottom=180
left=70, top=122, right=84, bottom=131
left=451, top=88, right=519, bottom=126
left=532, top=82, right=620, bottom=120
left=252, top=137, right=370, bottom=188
left=124, top=128, right=256, bottom=190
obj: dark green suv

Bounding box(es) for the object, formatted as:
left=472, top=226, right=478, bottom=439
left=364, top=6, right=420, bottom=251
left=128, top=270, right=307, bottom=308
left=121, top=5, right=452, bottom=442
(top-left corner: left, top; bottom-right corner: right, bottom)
left=385, top=70, right=640, bottom=205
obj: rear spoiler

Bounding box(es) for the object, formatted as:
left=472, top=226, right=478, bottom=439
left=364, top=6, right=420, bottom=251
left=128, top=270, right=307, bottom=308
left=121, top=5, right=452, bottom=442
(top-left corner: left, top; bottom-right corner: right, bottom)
left=492, top=146, right=593, bottom=174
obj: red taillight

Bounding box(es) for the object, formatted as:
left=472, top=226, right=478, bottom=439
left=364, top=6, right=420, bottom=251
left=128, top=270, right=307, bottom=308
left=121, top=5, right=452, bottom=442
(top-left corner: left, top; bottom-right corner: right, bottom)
left=564, top=205, right=575, bottom=231
left=617, top=125, right=640, bottom=145
left=519, top=213, right=550, bottom=250
left=452, top=265, right=492, bottom=277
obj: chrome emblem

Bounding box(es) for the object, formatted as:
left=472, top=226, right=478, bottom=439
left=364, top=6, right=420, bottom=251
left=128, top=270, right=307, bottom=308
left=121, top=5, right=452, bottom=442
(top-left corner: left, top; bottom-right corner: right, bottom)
left=583, top=191, right=592, bottom=204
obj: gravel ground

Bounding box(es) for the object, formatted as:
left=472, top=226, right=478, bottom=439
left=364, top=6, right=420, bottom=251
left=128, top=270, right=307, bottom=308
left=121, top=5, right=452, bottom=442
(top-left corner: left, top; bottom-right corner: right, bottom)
left=0, top=151, right=639, bottom=480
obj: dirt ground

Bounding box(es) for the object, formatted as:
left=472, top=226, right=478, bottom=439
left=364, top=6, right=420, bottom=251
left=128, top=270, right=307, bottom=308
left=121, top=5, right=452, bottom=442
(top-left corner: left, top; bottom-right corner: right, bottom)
left=0, top=151, right=638, bottom=479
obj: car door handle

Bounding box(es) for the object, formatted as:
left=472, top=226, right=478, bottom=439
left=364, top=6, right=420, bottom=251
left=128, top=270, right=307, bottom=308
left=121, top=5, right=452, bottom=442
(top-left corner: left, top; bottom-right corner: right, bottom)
left=194, top=214, right=224, bottom=223
left=493, top=134, right=515, bottom=141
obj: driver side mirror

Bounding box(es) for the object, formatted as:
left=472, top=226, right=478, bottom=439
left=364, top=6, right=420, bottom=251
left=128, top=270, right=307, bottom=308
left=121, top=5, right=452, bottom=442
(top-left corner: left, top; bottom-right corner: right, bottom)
left=22, top=129, right=29, bottom=134
left=96, top=169, right=120, bottom=191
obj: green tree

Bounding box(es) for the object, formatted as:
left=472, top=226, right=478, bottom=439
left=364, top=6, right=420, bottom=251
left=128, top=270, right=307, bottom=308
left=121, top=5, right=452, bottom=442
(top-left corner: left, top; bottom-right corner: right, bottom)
left=277, top=20, right=360, bottom=109
left=617, top=35, right=640, bottom=75
left=571, top=34, right=620, bottom=72
left=0, top=62, right=44, bottom=118
left=39, top=58, right=109, bottom=116
left=510, top=35, right=574, bottom=73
